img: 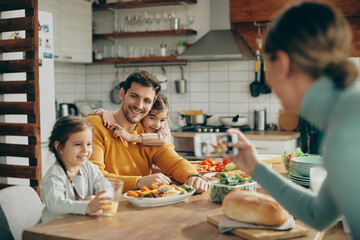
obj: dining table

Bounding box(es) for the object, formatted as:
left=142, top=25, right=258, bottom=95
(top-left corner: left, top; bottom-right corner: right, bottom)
left=23, top=157, right=347, bottom=240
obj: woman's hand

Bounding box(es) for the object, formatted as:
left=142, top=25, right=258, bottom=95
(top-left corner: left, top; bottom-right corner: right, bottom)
left=86, top=190, right=112, bottom=216
left=136, top=173, right=171, bottom=189
left=185, top=176, right=208, bottom=193
left=222, top=128, right=260, bottom=176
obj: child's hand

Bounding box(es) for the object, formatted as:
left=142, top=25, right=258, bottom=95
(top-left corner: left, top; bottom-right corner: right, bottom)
left=86, top=190, right=112, bottom=216
left=113, top=127, right=136, bottom=143
left=83, top=195, right=95, bottom=201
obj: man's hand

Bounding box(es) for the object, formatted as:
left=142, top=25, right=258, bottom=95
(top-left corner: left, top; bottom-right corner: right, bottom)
left=185, top=176, right=208, bottom=193
left=136, top=173, right=171, bottom=189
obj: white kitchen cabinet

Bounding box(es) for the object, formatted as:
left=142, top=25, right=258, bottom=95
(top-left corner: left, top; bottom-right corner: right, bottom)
left=250, top=139, right=298, bottom=155
left=39, top=0, right=92, bottom=63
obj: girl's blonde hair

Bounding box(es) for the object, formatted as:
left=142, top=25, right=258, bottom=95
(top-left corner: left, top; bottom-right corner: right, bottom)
left=48, top=116, right=92, bottom=173
left=264, top=1, right=358, bottom=88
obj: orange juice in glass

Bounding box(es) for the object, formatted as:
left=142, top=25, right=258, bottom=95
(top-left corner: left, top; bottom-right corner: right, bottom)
left=101, top=178, right=124, bottom=216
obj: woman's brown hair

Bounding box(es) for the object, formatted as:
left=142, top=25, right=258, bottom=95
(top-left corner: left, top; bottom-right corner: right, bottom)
left=264, top=1, right=358, bottom=88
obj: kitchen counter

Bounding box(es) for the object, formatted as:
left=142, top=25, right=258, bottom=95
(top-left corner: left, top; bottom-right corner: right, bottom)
left=172, top=130, right=300, bottom=141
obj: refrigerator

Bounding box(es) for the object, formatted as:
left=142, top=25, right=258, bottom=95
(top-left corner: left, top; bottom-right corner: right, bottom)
left=38, top=11, right=57, bottom=176
left=1, top=10, right=56, bottom=185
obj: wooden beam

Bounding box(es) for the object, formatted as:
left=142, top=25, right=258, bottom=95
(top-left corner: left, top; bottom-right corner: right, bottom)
left=0, top=80, right=35, bottom=94
left=0, top=143, right=36, bottom=158
left=0, top=0, right=33, bottom=11
left=0, top=38, right=34, bottom=53
left=0, top=164, right=38, bottom=180
left=0, top=17, right=34, bottom=32
left=0, top=59, right=34, bottom=73
left=0, top=101, right=35, bottom=115
left=0, top=122, right=37, bottom=136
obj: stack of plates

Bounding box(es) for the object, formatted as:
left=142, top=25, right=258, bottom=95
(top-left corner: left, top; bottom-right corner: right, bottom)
left=289, top=156, right=323, bottom=188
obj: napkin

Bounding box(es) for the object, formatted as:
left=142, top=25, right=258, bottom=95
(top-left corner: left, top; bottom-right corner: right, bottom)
left=219, top=214, right=295, bottom=233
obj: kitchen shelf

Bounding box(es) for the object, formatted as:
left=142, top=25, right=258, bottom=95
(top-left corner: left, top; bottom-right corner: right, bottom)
left=93, top=55, right=181, bottom=64
left=93, top=0, right=197, bottom=10
left=93, top=29, right=197, bottom=39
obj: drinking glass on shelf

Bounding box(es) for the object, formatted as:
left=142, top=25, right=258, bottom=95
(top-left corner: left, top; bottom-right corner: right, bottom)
left=103, top=45, right=108, bottom=59
left=309, top=167, right=327, bottom=194
left=187, top=15, right=195, bottom=29
left=154, top=11, right=162, bottom=29
left=143, top=11, right=153, bottom=31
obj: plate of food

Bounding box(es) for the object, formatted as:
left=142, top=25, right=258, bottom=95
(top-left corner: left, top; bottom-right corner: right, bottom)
left=195, top=158, right=233, bottom=174
left=124, top=184, right=195, bottom=207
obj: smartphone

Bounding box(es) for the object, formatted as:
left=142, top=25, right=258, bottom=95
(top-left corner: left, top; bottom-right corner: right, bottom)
left=194, top=133, right=238, bottom=157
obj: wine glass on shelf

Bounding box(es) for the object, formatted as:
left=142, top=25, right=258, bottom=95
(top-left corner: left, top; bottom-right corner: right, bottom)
left=143, top=11, right=153, bottom=31
left=187, top=15, right=195, bottom=29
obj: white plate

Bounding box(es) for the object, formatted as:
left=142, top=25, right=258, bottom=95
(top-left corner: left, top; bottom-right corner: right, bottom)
left=123, top=189, right=196, bottom=207
left=203, top=172, right=218, bottom=181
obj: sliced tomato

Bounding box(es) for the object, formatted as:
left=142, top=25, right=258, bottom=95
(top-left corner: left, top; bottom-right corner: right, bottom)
left=205, top=158, right=216, bottom=165
left=288, top=153, right=294, bottom=160
left=201, top=159, right=211, bottom=166
left=222, top=158, right=231, bottom=165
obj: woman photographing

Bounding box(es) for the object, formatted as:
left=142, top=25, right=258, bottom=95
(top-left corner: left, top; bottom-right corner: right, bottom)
left=224, top=2, right=359, bottom=238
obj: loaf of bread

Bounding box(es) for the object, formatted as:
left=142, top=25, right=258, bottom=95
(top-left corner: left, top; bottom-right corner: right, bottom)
left=222, top=190, right=289, bottom=226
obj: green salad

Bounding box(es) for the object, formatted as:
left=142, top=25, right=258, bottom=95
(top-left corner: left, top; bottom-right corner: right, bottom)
left=210, top=173, right=255, bottom=203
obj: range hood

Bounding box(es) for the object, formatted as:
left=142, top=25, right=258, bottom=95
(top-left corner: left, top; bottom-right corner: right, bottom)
left=178, top=0, right=254, bottom=61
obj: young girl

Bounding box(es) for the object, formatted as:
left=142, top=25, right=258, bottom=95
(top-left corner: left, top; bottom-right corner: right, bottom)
left=41, top=116, right=112, bottom=222
left=93, top=93, right=170, bottom=147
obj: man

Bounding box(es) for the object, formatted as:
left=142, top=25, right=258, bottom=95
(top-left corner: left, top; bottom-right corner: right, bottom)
left=87, top=71, right=208, bottom=193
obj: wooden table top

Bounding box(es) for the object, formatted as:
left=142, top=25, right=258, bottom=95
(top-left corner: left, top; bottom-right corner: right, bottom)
left=23, top=161, right=345, bottom=240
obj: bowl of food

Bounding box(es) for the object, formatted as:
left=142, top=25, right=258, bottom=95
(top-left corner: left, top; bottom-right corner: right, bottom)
left=209, top=173, right=256, bottom=203
left=282, top=147, right=309, bottom=173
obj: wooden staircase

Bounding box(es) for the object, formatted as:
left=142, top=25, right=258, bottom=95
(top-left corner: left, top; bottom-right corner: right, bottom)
left=0, top=0, right=41, bottom=195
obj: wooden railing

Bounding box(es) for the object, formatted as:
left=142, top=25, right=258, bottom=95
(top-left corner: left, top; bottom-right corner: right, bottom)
left=0, top=0, right=41, bottom=195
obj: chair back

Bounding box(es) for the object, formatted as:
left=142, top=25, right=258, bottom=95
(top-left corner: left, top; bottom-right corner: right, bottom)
left=0, top=186, right=43, bottom=240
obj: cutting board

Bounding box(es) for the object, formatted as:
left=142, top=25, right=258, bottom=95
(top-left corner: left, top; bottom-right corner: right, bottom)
left=207, top=213, right=308, bottom=240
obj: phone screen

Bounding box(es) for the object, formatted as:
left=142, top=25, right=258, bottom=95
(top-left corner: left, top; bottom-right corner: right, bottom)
left=194, top=133, right=238, bottom=157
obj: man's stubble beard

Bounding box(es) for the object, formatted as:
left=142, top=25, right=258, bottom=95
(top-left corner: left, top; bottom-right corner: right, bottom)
left=121, top=104, right=142, bottom=124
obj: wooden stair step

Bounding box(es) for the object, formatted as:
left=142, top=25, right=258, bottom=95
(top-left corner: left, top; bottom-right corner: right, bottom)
left=0, top=16, right=34, bottom=32
left=0, top=80, right=35, bottom=94
left=0, top=164, right=38, bottom=180
left=0, top=102, right=35, bottom=115
left=0, top=59, right=34, bottom=73
left=0, top=143, right=36, bottom=158
left=0, top=122, right=37, bottom=136
left=0, top=0, right=34, bottom=12
left=0, top=38, right=35, bottom=53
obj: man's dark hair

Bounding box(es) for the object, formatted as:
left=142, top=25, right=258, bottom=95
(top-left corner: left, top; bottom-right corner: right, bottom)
left=122, top=70, right=161, bottom=95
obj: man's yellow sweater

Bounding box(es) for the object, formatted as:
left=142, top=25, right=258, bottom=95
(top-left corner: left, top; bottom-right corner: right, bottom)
left=86, top=116, right=198, bottom=192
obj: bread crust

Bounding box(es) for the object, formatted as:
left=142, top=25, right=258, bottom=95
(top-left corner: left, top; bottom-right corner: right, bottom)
left=222, top=190, right=289, bottom=226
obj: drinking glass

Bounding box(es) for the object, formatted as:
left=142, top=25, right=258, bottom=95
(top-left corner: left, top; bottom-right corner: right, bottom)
left=101, top=178, right=124, bottom=217
left=309, top=167, right=327, bottom=194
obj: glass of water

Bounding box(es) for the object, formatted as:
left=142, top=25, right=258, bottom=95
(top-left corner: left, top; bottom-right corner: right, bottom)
left=309, top=167, right=327, bottom=194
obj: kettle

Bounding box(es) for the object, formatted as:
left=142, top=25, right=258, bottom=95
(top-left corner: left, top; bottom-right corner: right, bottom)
left=59, top=103, right=80, bottom=117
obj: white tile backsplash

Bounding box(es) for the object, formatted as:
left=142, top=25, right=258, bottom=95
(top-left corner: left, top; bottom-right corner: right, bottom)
left=209, top=71, right=228, bottom=82
left=53, top=58, right=360, bottom=128
left=190, top=92, right=209, bottom=102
